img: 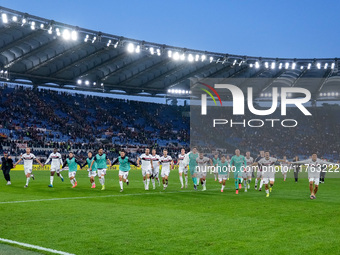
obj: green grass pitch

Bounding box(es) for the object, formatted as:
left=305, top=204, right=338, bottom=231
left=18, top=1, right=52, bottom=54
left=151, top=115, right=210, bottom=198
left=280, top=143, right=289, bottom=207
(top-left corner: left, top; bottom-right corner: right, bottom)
left=0, top=169, right=339, bottom=255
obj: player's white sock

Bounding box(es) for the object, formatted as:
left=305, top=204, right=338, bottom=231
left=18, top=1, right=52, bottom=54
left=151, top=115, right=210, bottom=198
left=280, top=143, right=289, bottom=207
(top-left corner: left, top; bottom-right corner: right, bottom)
left=26, top=177, right=30, bottom=186
left=244, top=179, right=247, bottom=187
left=266, top=189, right=269, bottom=194
left=146, top=178, right=150, bottom=189
left=59, top=173, right=63, bottom=179
left=157, top=178, right=160, bottom=185
left=222, top=185, right=225, bottom=191
left=70, top=179, right=74, bottom=185
left=99, top=178, right=103, bottom=185
left=179, top=176, right=184, bottom=186
left=101, top=176, right=105, bottom=185
left=50, top=176, right=54, bottom=185
left=143, top=180, right=146, bottom=188
left=119, top=181, right=123, bottom=190
left=259, top=180, right=263, bottom=189
left=203, top=180, right=206, bottom=187
left=185, top=176, right=188, bottom=185
left=255, top=179, right=258, bottom=186
left=151, top=178, right=155, bottom=189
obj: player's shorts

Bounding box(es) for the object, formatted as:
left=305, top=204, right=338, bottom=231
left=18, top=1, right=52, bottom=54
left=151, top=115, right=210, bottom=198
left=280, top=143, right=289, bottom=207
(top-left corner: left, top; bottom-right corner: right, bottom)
left=151, top=167, right=159, bottom=178
left=256, top=171, right=263, bottom=178
left=97, top=168, right=107, bottom=177
left=233, top=171, right=243, bottom=179
left=218, top=174, right=228, bottom=182
left=119, top=170, right=129, bottom=180
left=51, top=167, right=61, bottom=173
left=262, top=177, right=275, bottom=184
left=242, top=171, right=252, bottom=179
left=24, top=168, right=32, bottom=175
left=188, top=164, right=197, bottom=175
left=88, top=170, right=97, bottom=178
left=161, top=168, right=170, bottom=178
left=142, top=168, right=152, bottom=177
left=68, top=171, right=77, bottom=178
left=309, top=177, right=319, bottom=185
left=197, top=171, right=207, bottom=179
left=178, top=166, right=188, bottom=174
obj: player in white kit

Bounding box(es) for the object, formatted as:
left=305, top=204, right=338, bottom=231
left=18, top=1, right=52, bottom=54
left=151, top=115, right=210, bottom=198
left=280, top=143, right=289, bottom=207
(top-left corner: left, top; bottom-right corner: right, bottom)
left=242, top=151, right=254, bottom=192
left=137, top=148, right=153, bottom=190
left=253, top=151, right=284, bottom=197
left=44, top=148, right=64, bottom=187
left=291, top=153, right=333, bottom=199
left=196, top=153, right=212, bottom=191
left=159, top=149, right=173, bottom=190
left=13, top=148, right=43, bottom=188
left=280, top=156, right=289, bottom=181
left=177, top=148, right=188, bottom=189
left=150, top=149, right=161, bottom=189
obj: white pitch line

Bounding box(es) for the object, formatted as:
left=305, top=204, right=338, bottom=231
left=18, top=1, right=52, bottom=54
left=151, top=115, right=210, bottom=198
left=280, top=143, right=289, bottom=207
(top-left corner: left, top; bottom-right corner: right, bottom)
left=0, top=237, right=74, bottom=255
left=0, top=188, right=222, bottom=205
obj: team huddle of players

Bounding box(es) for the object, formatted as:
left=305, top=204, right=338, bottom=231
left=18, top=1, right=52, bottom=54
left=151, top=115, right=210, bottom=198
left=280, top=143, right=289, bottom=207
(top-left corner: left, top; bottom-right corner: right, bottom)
left=13, top=146, right=332, bottom=199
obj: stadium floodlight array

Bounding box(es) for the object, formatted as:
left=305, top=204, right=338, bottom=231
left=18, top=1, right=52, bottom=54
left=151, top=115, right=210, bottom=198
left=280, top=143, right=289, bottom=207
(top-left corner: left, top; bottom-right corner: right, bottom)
left=167, top=89, right=191, bottom=94
left=0, top=6, right=339, bottom=87
left=0, top=69, right=10, bottom=80
left=319, top=92, right=339, bottom=97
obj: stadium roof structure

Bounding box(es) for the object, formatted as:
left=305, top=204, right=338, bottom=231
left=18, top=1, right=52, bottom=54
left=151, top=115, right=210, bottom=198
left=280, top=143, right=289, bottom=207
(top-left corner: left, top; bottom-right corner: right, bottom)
left=0, top=6, right=340, bottom=100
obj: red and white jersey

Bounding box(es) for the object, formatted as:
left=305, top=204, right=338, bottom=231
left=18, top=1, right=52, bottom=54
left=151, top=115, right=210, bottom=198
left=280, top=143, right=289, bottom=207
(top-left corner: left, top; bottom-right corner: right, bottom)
left=178, top=153, right=186, bottom=168
left=160, top=155, right=172, bottom=171
left=139, top=153, right=152, bottom=170
left=257, top=157, right=277, bottom=173
left=45, top=152, right=63, bottom=168
left=150, top=154, right=160, bottom=169
left=245, top=156, right=254, bottom=172
left=21, top=153, right=36, bottom=169
left=280, top=159, right=289, bottom=167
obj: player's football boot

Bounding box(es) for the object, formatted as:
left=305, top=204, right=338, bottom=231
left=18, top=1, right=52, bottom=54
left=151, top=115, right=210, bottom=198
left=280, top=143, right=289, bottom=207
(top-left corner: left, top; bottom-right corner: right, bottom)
left=48, top=184, right=53, bottom=188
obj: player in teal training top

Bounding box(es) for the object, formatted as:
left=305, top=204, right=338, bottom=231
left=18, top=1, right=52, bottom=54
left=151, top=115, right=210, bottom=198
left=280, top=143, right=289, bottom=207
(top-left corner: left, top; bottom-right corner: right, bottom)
left=187, top=147, right=199, bottom=190
left=90, top=148, right=111, bottom=191
left=212, top=153, right=220, bottom=181
left=62, top=152, right=83, bottom=188
left=229, top=149, right=247, bottom=194
left=112, top=150, right=137, bottom=192
left=82, top=151, right=97, bottom=189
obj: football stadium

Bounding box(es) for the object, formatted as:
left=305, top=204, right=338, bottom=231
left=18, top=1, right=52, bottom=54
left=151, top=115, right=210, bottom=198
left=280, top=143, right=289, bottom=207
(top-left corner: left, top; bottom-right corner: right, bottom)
left=1, top=2, right=340, bottom=255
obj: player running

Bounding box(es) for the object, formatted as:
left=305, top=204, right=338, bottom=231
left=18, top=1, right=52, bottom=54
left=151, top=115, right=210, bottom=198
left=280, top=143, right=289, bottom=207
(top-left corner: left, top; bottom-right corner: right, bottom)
left=177, top=148, right=188, bottom=189
left=13, top=148, right=43, bottom=188
left=291, top=153, right=332, bottom=199
left=184, top=147, right=198, bottom=190
left=159, top=149, right=173, bottom=190
left=82, top=152, right=97, bottom=188
left=61, top=152, right=83, bottom=188
left=137, top=148, right=153, bottom=190
left=111, top=150, right=137, bottom=192
left=150, top=149, right=161, bottom=189
left=89, top=148, right=112, bottom=191
left=45, top=148, right=64, bottom=187
left=253, top=151, right=283, bottom=197
left=229, top=149, right=247, bottom=194
left=196, top=153, right=211, bottom=191
left=242, top=151, right=254, bottom=192
left=212, top=153, right=220, bottom=182
left=280, top=156, right=289, bottom=181
left=254, top=151, right=265, bottom=191
left=217, top=155, right=229, bottom=192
